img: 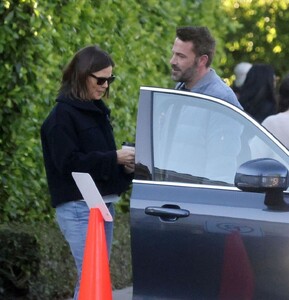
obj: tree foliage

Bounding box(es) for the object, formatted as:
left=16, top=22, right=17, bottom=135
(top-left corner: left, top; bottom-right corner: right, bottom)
left=0, top=0, right=228, bottom=223
left=2, top=0, right=289, bottom=223
left=222, top=0, right=289, bottom=82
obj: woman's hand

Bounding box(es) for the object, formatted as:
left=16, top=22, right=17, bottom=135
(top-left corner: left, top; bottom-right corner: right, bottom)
left=117, top=148, right=135, bottom=174
left=124, top=163, right=135, bottom=174
left=117, top=148, right=135, bottom=164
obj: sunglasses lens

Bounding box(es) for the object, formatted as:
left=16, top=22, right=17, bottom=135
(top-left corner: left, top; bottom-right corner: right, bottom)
left=97, top=78, right=107, bottom=85
left=108, top=76, right=115, bottom=84
left=91, top=74, right=115, bottom=85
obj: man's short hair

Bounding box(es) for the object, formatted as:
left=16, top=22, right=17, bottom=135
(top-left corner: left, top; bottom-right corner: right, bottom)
left=176, top=26, right=216, bottom=67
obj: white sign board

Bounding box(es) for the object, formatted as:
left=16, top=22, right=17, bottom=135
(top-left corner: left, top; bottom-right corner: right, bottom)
left=72, top=172, right=113, bottom=222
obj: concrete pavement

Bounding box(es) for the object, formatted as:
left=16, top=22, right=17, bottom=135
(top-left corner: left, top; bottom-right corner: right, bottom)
left=66, top=286, right=133, bottom=300
left=113, top=286, right=133, bottom=299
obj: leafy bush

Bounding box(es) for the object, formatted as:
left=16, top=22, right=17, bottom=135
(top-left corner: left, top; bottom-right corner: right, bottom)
left=0, top=0, right=230, bottom=223
left=0, top=211, right=131, bottom=299
left=0, top=223, right=76, bottom=300
left=0, top=225, right=40, bottom=299
left=110, top=211, right=132, bottom=289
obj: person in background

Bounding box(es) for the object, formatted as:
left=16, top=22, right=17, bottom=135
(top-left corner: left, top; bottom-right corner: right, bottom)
left=170, top=25, right=242, bottom=108
left=40, top=45, right=134, bottom=299
left=232, top=62, right=252, bottom=99
left=262, top=75, right=289, bottom=149
left=238, top=63, right=277, bottom=123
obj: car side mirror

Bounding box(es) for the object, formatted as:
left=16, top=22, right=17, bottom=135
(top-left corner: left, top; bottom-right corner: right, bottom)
left=235, top=158, right=289, bottom=211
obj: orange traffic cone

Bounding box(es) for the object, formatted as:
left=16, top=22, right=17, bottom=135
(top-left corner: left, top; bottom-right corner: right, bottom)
left=78, top=208, right=112, bottom=300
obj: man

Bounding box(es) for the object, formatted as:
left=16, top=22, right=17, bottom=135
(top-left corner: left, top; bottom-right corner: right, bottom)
left=170, top=26, right=242, bottom=109
left=162, top=26, right=243, bottom=183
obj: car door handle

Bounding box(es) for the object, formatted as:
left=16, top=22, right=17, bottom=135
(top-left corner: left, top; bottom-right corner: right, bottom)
left=145, top=206, right=190, bottom=218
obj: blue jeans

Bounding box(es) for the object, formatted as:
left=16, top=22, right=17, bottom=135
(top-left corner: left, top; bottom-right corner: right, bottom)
left=56, top=200, right=115, bottom=300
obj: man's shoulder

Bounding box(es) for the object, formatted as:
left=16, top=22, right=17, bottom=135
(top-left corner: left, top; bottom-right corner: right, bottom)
left=199, top=80, right=241, bottom=108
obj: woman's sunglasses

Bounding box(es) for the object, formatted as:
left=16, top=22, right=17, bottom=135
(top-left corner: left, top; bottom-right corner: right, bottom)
left=89, top=74, right=116, bottom=85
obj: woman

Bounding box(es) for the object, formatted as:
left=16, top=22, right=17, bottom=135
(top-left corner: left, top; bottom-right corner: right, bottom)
left=40, top=45, right=134, bottom=299
left=238, top=63, right=277, bottom=123
left=262, top=75, right=289, bottom=149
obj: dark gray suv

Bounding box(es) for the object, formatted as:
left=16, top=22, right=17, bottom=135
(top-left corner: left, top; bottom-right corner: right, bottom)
left=130, top=87, right=289, bottom=300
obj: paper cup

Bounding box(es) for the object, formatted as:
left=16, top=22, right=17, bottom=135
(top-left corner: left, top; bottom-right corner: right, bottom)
left=122, top=142, right=135, bottom=151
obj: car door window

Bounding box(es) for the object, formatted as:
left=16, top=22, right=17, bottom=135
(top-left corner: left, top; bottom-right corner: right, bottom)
left=152, top=91, right=289, bottom=187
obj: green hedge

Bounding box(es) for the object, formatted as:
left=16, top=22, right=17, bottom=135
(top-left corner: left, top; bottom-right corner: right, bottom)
left=0, top=0, right=229, bottom=223
left=0, top=211, right=131, bottom=299
left=0, top=222, right=76, bottom=299
left=1, top=0, right=289, bottom=224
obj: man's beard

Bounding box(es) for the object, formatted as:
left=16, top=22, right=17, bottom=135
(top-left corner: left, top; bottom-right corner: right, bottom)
left=171, top=59, right=199, bottom=83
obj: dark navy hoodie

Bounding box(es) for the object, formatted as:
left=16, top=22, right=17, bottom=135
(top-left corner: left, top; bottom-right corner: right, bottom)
left=41, top=95, right=133, bottom=208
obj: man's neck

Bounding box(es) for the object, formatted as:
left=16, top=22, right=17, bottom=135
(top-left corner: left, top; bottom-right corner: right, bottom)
left=185, top=68, right=210, bottom=90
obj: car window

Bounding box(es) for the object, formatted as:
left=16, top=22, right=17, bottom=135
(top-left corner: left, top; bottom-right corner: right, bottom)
left=152, top=91, right=289, bottom=187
